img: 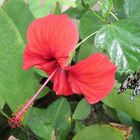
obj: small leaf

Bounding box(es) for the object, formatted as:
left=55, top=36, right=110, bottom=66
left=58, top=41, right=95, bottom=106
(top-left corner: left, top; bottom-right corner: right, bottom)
left=73, top=124, right=126, bottom=140
left=72, top=98, right=91, bottom=120
left=102, top=0, right=113, bottom=18
left=26, top=98, right=71, bottom=140
left=25, top=108, right=54, bottom=139
left=54, top=2, right=61, bottom=15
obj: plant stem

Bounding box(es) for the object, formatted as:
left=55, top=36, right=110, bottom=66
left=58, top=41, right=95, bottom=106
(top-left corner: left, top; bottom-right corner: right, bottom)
left=97, top=1, right=119, bottom=21
left=109, top=11, right=119, bottom=21
left=76, top=31, right=97, bottom=48
left=89, top=8, right=104, bottom=20
left=16, top=68, right=58, bottom=119
left=70, top=31, right=97, bottom=62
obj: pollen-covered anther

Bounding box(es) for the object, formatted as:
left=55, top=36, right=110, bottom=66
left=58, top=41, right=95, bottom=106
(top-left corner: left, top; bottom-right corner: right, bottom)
left=8, top=113, right=22, bottom=128
left=8, top=100, right=32, bottom=128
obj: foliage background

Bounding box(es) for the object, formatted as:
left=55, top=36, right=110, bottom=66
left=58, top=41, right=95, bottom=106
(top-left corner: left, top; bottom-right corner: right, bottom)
left=0, top=0, right=140, bottom=140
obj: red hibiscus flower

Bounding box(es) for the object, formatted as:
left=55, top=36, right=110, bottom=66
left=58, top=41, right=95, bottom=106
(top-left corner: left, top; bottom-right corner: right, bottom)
left=8, top=14, right=116, bottom=128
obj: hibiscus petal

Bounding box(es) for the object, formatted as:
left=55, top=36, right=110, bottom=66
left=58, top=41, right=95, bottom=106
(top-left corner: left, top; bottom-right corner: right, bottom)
left=65, top=53, right=116, bottom=104
left=25, top=14, right=78, bottom=69
left=23, top=45, right=45, bottom=70
left=52, top=69, right=73, bottom=96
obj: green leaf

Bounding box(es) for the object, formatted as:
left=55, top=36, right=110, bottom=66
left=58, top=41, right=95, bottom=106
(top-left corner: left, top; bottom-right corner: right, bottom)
left=115, top=112, right=140, bottom=140
left=78, top=42, right=101, bottom=61
left=64, top=0, right=99, bottom=19
left=130, top=120, right=140, bottom=140
left=25, top=108, right=54, bottom=139
left=3, top=0, right=34, bottom=42
left=54, top=2, right=61, bottom=15
left=59, top=0, right=76, bottom=7
left=0, top=93, right=4, bottom=110
left=76, top=0, right=98, bottom=10
left=113, top=0, right=126, bottom=19
left=79, top=11, right=104, bottom=43
left=0, top=0, right=38, bottom=111
left=72, top=98, right=91, bottom=120
left=124, top=0, right=140, bottom=18
left=75, top=121, right=85, bottom=133
left=103, top=82, right=140, bottom=122
left=102, top=0, right=113, bottom=18
left=26, top=98, right=71, bottom=140
left=103, top=105, right=119, bottom=121
left=33, top=68, right=48, bottom=78
left=95, top=19, right=140, bottom=74
left=28, top=0, right=57, bottom=18
left=117, top=110, right=132, bottom=125
left=73, top=124, right=125, bottom=140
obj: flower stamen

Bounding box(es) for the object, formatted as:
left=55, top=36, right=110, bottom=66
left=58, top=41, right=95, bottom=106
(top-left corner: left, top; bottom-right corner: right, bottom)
left=8, top=68, right=58, bottom=128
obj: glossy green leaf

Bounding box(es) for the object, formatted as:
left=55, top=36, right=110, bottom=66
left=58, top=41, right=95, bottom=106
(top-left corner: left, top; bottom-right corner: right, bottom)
left=95, top=18, right=140, bottom=74
left=79, top=11, right=104, bottom=43
left=124, top=0, right=140, bottom=18
left=102, top=0, right=113, bottom=18
left=0, top=0, right=38, bottom=111
left=26, top=98, right=71, bottom=140
left=72, top=98, right=91, bottom=120
left=73, top=124, right=125, bottom=140
left=0, top=93, right=4, bottom=110
left=103, top=82, right=140, bottom=122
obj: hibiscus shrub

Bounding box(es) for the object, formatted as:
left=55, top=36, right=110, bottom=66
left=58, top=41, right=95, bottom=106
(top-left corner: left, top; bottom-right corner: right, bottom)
left=0, top=0, right=140, bottom=140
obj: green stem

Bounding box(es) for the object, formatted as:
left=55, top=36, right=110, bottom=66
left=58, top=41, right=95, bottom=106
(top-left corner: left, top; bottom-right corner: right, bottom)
left=0, top=110, right=10, bottom=119
left=97, top=1, right=119, bottom=21
left=89, top=8, right=106, bottom=22
left=109, top=11, right=119, bottom=21
left=70, top=31, right=97, bottom=62
left=76, top=31, right=97, bottom=48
